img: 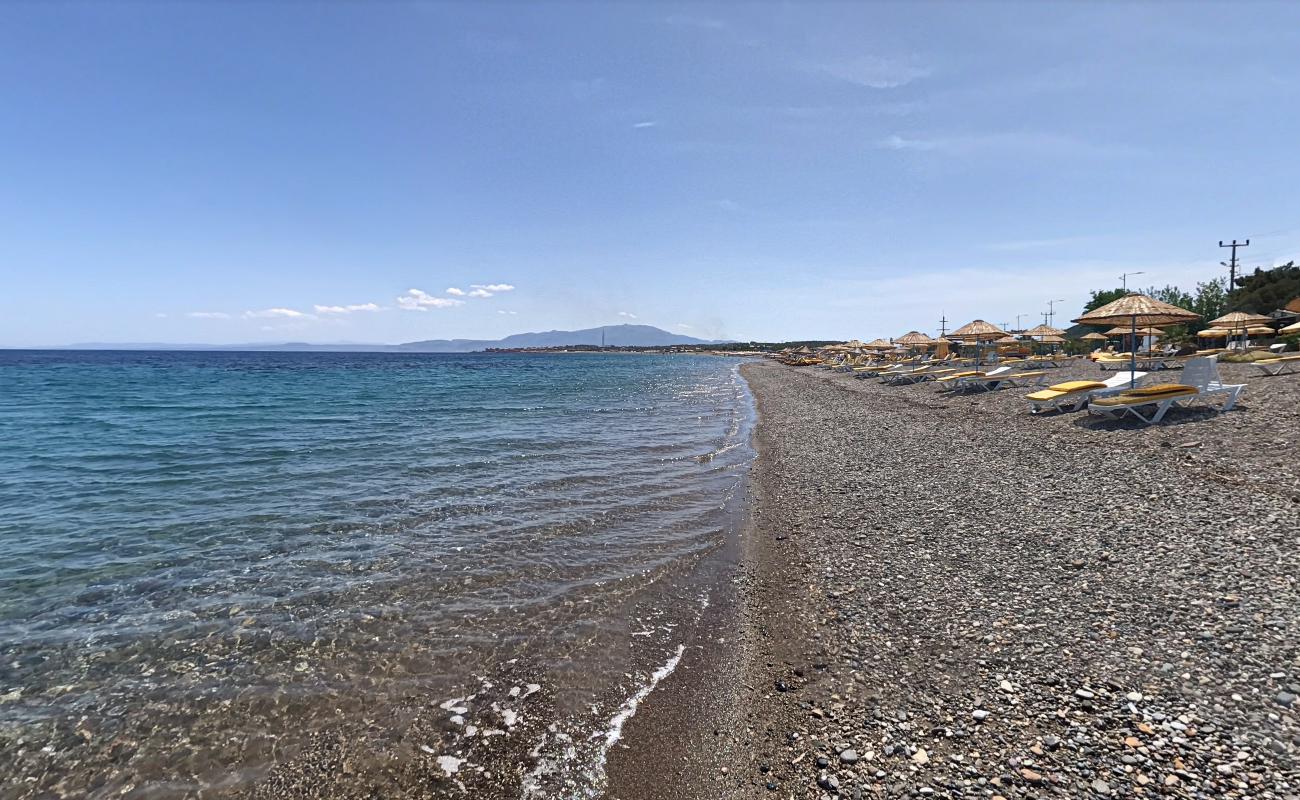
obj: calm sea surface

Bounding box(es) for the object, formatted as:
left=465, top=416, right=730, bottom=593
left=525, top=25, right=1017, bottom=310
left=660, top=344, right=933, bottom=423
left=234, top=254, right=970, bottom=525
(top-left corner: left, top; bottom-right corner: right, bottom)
left=0, top=350, right=754, bottom=799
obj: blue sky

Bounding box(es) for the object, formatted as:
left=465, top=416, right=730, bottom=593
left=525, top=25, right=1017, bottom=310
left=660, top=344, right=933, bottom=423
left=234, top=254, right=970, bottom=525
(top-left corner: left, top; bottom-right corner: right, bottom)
left=3, top=2, right=1300, bottom=346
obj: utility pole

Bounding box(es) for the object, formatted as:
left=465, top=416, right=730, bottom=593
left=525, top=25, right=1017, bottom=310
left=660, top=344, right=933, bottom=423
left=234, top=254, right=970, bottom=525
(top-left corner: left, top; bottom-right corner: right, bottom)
left=1046, top=299, right=1065, bottom=328
left=1219, top=239, right=1249, bottom=288
left=1015, top=313, right=1027, bottom=331
left=1120, top=271, right=1144, bottom=291
left=938, top=314, right=948, bottom=338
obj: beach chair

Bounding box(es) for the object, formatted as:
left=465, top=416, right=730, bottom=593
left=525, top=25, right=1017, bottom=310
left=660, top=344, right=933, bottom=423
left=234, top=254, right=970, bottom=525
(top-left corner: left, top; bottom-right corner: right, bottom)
left=956, top=369, right=1047, bottom=393
left=944, top=366, right=1012, bottom=391
left=1252, top=354, right=1300, bottom=376
left=1086, top=384, right=1203, bottom=424
left=1025, top=371, right=1149, bottom=414
left=1087, top=357, right=1245, bottom=424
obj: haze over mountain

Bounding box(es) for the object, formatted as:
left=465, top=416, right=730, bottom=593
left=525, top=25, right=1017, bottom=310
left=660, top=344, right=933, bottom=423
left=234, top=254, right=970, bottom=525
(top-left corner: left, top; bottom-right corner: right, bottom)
left=52, top=325, right=725, bottom=353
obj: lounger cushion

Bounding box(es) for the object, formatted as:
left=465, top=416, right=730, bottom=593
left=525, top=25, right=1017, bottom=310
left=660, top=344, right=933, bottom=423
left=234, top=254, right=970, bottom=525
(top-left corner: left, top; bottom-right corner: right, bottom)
left=1091, top=384, right=1198, bottom=406
left=1044, top=380, right=1107, bottom=393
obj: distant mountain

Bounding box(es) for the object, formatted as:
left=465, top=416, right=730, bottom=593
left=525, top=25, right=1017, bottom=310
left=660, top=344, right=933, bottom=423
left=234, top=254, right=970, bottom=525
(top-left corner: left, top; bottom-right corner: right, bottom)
left=400, top=324, right=721, bottom=352
left=45, top=325, right=724, bottom=353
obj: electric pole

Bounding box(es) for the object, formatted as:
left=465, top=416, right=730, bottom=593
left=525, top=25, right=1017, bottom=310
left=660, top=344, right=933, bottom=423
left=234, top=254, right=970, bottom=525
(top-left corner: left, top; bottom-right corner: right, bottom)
left=1046, top=299, right=1065, bottom=328
left=1219, top=239, right=1249, bottom=288
left=938, top=314, right=948, bottom=338
left=1015, top=313, right=1027, bottom=331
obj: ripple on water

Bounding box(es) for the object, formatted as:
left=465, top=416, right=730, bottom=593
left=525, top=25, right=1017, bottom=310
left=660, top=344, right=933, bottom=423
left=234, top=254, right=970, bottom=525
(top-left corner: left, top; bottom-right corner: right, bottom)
left=0, top=351, right=754, bottom=798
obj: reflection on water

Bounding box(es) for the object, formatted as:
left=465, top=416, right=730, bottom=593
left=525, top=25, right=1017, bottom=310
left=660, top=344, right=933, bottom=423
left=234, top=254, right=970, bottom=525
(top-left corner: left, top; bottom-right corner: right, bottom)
left=0, top=351, right=753, bottom=798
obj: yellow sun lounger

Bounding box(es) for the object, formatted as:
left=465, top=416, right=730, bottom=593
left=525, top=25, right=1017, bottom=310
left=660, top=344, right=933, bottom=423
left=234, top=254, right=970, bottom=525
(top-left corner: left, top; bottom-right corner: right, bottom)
left=1088, top=383, right=1200, bottom=424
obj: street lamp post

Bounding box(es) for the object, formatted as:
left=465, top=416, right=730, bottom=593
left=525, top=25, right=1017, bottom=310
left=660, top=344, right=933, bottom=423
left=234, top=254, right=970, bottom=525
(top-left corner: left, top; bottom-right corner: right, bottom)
left=1120, top=271, right=1144, bottom=291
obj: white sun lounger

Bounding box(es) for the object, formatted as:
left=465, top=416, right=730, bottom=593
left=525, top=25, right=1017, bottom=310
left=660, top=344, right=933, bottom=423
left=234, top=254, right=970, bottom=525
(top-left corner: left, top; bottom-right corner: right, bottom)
left=1087, top=357, right=1245, bottom=424
left=1252, top=354, right=1300, bottom=376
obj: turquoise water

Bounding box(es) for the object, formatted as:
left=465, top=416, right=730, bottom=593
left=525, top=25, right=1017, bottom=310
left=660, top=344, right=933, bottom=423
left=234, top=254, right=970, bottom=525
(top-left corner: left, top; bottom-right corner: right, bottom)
left=0, top=350, right=753, bottom=798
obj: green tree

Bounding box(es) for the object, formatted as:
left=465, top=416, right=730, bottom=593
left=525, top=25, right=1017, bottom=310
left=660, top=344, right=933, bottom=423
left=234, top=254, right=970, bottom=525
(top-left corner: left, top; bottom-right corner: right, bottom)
left=1226, top=263, right=1300, bottom=313
left=1083, top=288, right=1127, bottom=314
left=1188, top=277, right=1228, bottom=326
left=1143, top=284, right=1195, bottom=310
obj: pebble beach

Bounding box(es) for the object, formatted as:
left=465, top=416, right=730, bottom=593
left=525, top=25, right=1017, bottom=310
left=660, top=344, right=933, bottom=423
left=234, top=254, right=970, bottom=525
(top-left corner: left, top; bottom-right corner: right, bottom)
left=611, top=357, right=1300, bottom=799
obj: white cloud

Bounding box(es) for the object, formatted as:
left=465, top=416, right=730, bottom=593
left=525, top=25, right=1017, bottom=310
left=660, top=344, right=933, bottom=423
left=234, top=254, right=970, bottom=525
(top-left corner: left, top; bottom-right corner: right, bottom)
left=466, top=289, right=491, bottom=298
left=676, top=323, right=694, bottom=329
left=244, top=308, right=309, bottom=319
left=471, top=283, right=515, bottom=293
left=632, top=121, right=658, bottom=129
left=397, top=288, right=464, bottom=311
left=155, top=312, right=168, bottom=318
left=818, top=56, right=931, bottom=89
left=497, top=310, right=518, bottom=315
left=313, top=303, right=382, bottom=314
left=618, top=311, right=638, bottom=319
left=187, top=311, right=231, bottom=319
left=445, top=287, right=467, bottom=296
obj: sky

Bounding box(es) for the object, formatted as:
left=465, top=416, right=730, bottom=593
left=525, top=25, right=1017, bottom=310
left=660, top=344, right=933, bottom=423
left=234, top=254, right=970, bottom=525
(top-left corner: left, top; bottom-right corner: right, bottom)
left=3, top=2, right=1300, bottom=346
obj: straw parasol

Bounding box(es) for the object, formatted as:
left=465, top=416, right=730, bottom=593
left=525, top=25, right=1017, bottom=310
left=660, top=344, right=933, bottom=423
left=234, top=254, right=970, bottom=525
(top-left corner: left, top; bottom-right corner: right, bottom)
left=1281, top=320, right=1300, bottom=334
left=950, top=319, right=1009, bottom=366
left=1024, top=323, right=1066, bottom=338
left=1081, top=332, right=1107, bottom=340
left=994, top=335, right=1020, bottom=344
left=895, top=330, right=935, bottom=347
left=1247, top=325, right=1275, bottom=336
left=864, top=338, right=894, bottom=350
left=1074, top=293, right=1200, bottom=387
left=1103, top=325, right=1164, bottom=337
left=1209, top=311, right=1271, bottom=328
left=1038, top=334, right=1066, bottom=344
left=1197, top=328, right=1230, bottom=338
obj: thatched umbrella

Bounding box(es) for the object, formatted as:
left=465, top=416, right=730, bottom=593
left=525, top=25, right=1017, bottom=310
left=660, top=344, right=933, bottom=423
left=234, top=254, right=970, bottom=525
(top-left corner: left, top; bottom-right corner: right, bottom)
left=895, top=330, right=935, bottom=347
left=1024, top=323, right=1067, bottom=354
left=1197, top=328, right=1229, bottom=338
left=1209, top=311, right=1272, bottom=349
left=950, top=319, right=1009, bottom=367
left=1080, top=330, right=1107, bottom=352
left=1280, top=320, right=1300, bottom=334
left=864, top=338, right=894, bottom=351
left=1074, top=294, right=1200, bottom=387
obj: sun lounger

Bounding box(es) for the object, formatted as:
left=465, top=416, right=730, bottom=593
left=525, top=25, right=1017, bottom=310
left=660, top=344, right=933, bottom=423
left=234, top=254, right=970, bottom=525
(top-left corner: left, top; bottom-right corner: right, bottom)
left=954, top=369, right=1047, bottom=393
left=1252, top=354, right=1300, bottom=376
left=942, top=366, right=1012, bottom=391
left=1087, top=357, right=1245, bottom=424
left=1087, top=384, right=1202, bottom=424
left=1025, top=371, right=1148, bottom=414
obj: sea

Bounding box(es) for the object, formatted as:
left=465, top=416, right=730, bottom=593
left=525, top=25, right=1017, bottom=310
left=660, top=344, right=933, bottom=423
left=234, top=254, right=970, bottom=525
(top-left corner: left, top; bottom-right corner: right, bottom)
left=0, top=350, right=755, bottom=799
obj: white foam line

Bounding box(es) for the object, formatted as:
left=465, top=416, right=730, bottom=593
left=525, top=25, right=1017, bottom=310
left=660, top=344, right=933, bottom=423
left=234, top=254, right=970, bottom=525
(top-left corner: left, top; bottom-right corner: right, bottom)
left=600, top=643, right=685, bottom=753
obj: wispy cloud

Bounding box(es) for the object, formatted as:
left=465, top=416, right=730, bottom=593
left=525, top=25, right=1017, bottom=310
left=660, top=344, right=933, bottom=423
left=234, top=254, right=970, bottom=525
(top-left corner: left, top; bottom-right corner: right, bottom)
left=817, top=55, right=931, bottom=89
left=497, top=309, right=518, bottom=315
left=676, top=323, right=694, bottom=329
left=244, top=308, right=309, bottom=319
left=313, top=303, right=383, bottom=314
left=472, top=283, right=515, bottom=293
left=617, top=311, right=638, bottom=319
left=397, top=289, right=464, bottom=311
left=467, top=288, right=493, bottom=298
left=632, top=120, right=658, bottom=129
left=878, top=132, right=1139, bottom=158
left=187, top=311, right=231, bottom=319
left=445, top=287, right=467, bottom=297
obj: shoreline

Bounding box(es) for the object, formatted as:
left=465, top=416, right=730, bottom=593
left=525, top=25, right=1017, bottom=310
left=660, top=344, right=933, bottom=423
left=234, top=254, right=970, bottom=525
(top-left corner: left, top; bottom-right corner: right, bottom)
left=612, top=358, right=1298, bottom=798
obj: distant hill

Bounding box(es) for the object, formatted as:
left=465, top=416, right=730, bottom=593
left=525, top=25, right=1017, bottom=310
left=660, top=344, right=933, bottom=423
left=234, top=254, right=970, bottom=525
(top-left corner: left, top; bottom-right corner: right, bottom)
left=47, top=325, right=723, bottom=353
left=399, top=324, right=720, bottom=352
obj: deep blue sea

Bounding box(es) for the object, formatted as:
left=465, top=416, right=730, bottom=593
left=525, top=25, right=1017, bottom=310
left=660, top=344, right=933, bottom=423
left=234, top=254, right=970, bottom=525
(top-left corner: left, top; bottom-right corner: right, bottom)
left=0, top=350, right=754, bottom=799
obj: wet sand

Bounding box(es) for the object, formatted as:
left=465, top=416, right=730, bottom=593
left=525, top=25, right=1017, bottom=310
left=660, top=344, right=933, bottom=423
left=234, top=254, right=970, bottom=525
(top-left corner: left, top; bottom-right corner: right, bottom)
left=611, top=357, right=1299, bottom=799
